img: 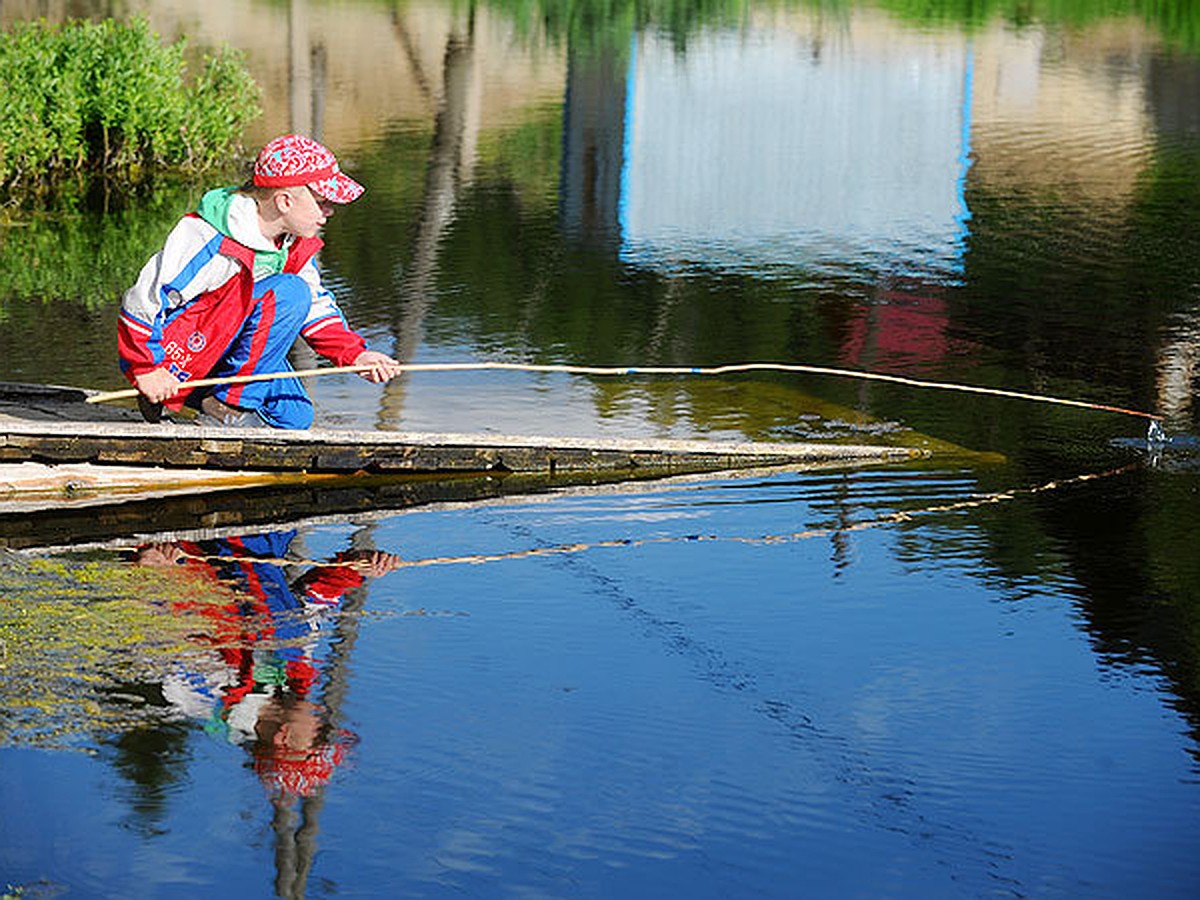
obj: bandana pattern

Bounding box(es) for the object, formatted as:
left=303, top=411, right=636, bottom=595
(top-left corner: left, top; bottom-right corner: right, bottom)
left=253, top=134, right=365, bottom=204
left=255, top=731, right=354, bottom=798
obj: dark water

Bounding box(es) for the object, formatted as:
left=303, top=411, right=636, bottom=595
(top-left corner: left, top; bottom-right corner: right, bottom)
left=3, top=2, right=1200, bottom=897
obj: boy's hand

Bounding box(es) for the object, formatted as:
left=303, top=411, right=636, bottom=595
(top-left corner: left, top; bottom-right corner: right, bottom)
left=134, top=367, right=182, bottom=404
left=353, top=350, right=401, bottom=383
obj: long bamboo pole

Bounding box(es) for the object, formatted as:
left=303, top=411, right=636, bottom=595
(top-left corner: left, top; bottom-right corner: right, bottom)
left=85, top=364, right=376, bottom=404
left=84, top=360, right=1163, bottom=422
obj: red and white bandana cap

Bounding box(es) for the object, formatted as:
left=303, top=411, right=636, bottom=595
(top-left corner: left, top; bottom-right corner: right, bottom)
left=253, top=133, right=365, bottom=204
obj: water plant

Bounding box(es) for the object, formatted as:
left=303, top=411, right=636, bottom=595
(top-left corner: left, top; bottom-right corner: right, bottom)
left=0, top=17, right=260, bottom=196
left=0, top=555, right=235, bottom=749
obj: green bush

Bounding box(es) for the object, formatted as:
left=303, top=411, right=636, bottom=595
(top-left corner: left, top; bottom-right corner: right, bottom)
left=0, top=18, right=260, bottom=194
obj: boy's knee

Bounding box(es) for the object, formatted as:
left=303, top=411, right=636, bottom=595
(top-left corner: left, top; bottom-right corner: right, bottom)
left=256, top=274, right=310, bottom=323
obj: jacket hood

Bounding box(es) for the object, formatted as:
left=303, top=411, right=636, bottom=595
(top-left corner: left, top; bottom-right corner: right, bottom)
left=196, top=187, right=288, bottom=276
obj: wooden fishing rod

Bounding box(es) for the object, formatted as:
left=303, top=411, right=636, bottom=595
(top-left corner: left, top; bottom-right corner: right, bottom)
left=85, top=360, right=1164, bottom=422
left=85, top=364, right=378, bottom=404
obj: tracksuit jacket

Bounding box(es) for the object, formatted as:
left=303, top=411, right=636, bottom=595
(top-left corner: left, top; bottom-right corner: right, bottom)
left=118, top=187, right=366, bottom=418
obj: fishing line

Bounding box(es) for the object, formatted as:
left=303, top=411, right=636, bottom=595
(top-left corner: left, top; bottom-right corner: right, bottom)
left=86, top=360, right=1164, bottom=426
left=397, top=361, right=1164, bottom=423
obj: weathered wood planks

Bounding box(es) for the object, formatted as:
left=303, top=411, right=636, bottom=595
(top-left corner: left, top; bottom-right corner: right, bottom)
left=0, top=419, right=921, bottom=476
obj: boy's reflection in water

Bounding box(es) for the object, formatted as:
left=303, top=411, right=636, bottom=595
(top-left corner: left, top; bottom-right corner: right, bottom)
left=133, top=530, right=401, bottom=800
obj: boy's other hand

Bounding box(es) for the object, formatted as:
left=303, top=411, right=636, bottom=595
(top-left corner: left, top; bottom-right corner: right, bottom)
left=134, top=367, right=182, bottom=404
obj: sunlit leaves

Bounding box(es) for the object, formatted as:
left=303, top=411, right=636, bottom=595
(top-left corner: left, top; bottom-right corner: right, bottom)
left=0, top=18, right=260, bottom=196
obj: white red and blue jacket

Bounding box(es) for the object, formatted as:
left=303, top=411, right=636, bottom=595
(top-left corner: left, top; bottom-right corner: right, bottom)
left=118, top=189, right=366, bottom=379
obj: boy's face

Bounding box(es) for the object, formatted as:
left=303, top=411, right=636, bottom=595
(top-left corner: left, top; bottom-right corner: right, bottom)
left=277, top=186, right=336, bottom=238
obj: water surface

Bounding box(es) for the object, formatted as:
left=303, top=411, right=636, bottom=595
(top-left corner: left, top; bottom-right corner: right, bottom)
left=2, top=2, right=1199, bottom=897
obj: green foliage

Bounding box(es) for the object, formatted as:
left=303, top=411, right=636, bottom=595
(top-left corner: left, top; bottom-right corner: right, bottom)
left=0, top=178, right=208, bottom=315
left=484, top=0, right=1200, bottom=54
left=864, top=0, right=1200, bottom=52
left=0, top=18, right=260, bottom=195
left=1140, top=0, right=1200, bottom=52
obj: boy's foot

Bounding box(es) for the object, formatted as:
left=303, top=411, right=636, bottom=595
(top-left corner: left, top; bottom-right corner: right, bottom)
left=196, top=393, right=257, bottom=427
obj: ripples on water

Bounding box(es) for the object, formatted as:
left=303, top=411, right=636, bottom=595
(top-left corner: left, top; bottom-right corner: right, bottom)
left=318, top=466, right=1195, bottom=896
left=2, top=457, right=1198, bottom=895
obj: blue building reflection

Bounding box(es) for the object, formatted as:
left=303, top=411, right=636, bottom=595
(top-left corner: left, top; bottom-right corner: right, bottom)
left=563, top=26, right=974, bottom=285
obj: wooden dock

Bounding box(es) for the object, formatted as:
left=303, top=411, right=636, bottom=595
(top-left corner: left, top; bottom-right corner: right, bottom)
left=0, top=417, right=927, bottom=549
left=0, top=417, right=920, bottom=475
left=0, top=416, right=921, bottom=515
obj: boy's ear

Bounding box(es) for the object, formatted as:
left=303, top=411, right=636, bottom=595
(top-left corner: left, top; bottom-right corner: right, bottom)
left=273, top=189, right=294, bottom=213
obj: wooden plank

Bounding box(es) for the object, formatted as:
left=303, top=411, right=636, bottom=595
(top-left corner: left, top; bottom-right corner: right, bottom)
left=0, top=461, right=331, bottom=509
left=0, top=467, right=511, bottom=548
left=0, top=418, right=922, bottom=476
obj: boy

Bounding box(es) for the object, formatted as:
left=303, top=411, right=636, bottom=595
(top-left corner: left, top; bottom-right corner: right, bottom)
left=119, top=133, right=398, bottom=428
